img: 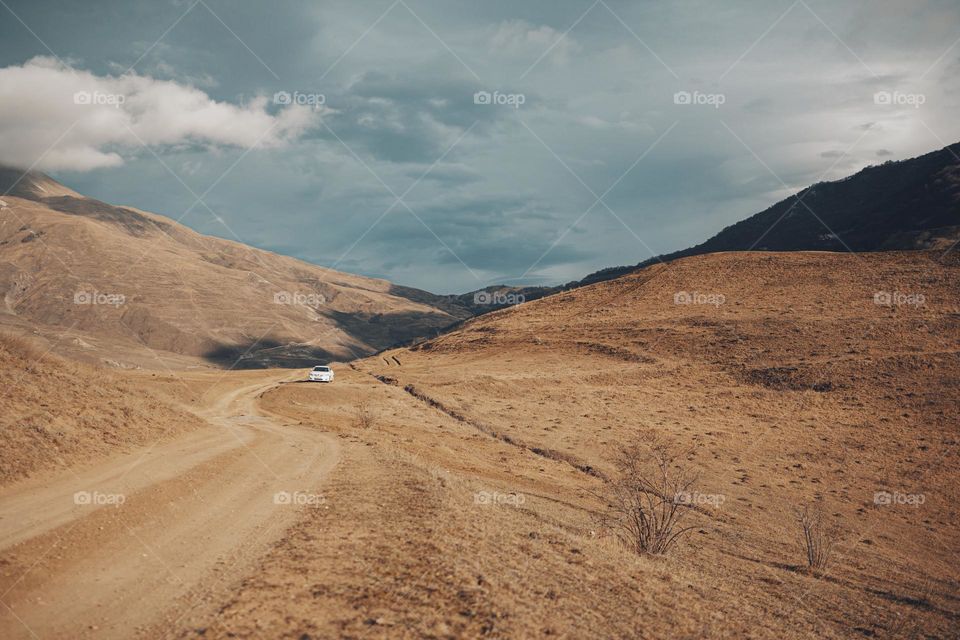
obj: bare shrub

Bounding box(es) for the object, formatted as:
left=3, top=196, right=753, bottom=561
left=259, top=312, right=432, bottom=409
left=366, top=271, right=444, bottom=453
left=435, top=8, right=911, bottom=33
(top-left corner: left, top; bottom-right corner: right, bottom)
left=594, top=436, right=699, bottom=555
left=796, top=503, right=838, bottom=573
left=354, top=396, right=376, bottom=429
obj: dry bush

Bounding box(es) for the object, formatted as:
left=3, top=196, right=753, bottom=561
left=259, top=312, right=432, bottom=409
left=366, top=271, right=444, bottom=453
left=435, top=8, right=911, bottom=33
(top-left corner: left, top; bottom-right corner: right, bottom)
left=594, top=436, right=699, bottom=555
left=796, top=503, right=838, bottom=573
left=354, top=396, right=376, bottom=429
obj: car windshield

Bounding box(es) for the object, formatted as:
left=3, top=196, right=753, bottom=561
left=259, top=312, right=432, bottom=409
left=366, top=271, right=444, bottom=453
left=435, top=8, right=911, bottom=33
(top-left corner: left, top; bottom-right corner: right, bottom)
left=313, top=366, right=330, bottom=372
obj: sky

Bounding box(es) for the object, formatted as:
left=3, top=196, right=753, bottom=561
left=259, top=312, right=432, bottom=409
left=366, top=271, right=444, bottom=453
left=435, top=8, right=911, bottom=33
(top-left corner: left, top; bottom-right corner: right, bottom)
left=0, top=0, right=958, bottom=293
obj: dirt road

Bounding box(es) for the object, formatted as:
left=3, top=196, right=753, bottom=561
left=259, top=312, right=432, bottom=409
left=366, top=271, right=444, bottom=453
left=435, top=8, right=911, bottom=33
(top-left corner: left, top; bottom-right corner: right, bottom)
left=0, top=372, right=340, bottom=639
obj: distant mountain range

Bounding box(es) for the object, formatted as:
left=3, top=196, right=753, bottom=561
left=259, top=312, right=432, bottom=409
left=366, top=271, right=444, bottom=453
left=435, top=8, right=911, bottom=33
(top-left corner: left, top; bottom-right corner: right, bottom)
left=459, top=142, right=959, bottom=306
left=2, top=141, right=957, bottom=365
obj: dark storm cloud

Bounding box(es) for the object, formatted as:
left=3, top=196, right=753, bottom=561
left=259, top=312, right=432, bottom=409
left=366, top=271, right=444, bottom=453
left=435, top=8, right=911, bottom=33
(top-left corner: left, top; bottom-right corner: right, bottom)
left=310, top=69, right=532, bottom=163
left=359, top=193, right=593, bottom=275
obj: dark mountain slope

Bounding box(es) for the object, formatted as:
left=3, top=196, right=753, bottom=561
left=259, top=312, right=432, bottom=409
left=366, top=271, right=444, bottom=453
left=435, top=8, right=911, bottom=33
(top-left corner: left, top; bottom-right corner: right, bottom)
left=574, top=141, right=960, bottom=287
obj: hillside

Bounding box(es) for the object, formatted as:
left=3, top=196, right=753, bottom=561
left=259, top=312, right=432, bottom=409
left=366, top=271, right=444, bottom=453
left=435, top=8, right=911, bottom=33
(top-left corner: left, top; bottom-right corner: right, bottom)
left=574, top=141, right=960, bottom=288
left=257, top=249, right=960, bottom=638
left=0, top=168, right=471, bottom=368
left=0, top=333, right=207, bottom=484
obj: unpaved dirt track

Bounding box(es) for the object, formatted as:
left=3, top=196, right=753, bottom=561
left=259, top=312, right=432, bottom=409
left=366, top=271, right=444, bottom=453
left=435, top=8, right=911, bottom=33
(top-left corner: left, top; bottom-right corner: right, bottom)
left=0, top=373, right=340, bottom=639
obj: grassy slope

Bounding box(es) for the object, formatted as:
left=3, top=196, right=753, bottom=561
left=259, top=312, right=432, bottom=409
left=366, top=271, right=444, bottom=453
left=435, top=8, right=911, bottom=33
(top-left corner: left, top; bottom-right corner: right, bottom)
left=0, top=334, right=207, bottom=484
left=187, top=250, right=959, bottom=639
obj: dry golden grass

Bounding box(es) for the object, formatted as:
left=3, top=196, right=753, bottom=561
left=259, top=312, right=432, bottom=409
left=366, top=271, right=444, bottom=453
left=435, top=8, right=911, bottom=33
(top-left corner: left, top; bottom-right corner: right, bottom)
left=188, top=251, right=960, bottom=638
left=0, top=192, right=464, bottom=367
left=0, top=333, right=206, bottom=484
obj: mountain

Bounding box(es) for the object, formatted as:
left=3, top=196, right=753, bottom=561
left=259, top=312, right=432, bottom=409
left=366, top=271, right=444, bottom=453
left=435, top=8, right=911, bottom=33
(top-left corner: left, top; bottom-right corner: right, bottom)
left=574, top=141, right=960, bottom=287
left=4, top=140, right=957, bottom=366
left=443, top=284, right=558, bottom=314
left=0, top=167, right=472, bottom=368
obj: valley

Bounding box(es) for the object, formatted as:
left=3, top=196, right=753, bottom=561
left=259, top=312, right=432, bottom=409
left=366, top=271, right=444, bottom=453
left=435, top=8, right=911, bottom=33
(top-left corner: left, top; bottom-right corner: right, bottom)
left=1, top=250, right=956, bottom=638
left=2, top=3, right=959, bottom=637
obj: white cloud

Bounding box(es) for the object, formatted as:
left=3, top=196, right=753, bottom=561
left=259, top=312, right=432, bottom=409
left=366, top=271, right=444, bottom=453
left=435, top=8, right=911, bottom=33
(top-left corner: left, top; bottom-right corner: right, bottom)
left=491, top=20, right=581, bottom=63
left=0, top=57, right=321, bottom=171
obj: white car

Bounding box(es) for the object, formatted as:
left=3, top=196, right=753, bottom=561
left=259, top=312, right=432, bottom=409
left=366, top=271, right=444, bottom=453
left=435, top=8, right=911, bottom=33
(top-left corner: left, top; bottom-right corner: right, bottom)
left=308, top=365, right=334, bottom=383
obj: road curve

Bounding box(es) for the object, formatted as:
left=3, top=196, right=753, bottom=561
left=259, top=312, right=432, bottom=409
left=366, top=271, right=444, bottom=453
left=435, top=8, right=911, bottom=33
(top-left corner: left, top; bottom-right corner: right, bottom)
left=0, top=372, right=340, bottom=639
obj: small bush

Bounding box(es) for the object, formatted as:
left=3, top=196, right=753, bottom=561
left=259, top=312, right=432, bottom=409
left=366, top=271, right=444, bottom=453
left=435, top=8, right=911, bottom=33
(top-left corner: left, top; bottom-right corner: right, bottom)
left=797, top=503, right=838, bottom=573
left=595, top=436, right=699, bottom=555
left=354, top=396, right=376, bottom=429
left=0, top=332, right=43, bottom=361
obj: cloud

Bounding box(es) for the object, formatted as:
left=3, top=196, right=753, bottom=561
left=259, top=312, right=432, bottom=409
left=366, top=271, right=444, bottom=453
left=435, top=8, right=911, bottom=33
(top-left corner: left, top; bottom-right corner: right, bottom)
left=491, top=20, right=581, bottom=63
left=315, top=70, right=514, bottom=164
left=0, top=57, right=320, bottom=171
left=4, top=1, right=959, bottom=293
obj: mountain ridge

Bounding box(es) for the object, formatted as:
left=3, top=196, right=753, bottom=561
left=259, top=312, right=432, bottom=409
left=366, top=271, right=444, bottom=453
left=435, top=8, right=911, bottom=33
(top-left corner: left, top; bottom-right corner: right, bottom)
left=0, top=167, right=473, bottom=368
left=2, top=139, right=957, bottom=364
left=570, top=141, right=960, bottom=287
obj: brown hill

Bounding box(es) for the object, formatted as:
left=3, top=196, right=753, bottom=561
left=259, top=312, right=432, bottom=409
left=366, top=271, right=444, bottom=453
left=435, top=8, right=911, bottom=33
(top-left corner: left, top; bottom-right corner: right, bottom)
left=0, top=333, right=206, bottom=484
left=292, top=249, right=960, bottom=638
left=0, top=168, right=470, bottom=368
left=1, top=249, right=956, bottom=638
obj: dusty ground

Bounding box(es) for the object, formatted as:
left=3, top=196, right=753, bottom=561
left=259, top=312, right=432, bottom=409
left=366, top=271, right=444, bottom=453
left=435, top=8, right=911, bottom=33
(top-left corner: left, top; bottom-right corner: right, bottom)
left=0, top=368, right=339, bottom=639
left=0, top=250, right=957, bottom=638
